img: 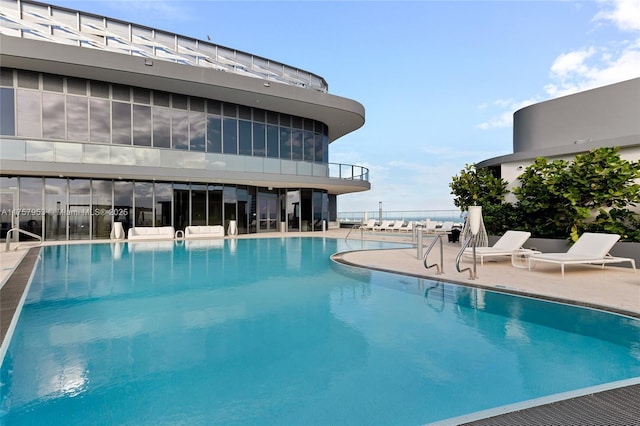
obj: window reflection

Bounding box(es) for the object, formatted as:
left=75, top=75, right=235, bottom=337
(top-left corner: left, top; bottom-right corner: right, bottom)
left=90, top=99, right=110, bottom=143
left=6, top=71, right=331, bottom=163
left=153, top=107, right=170, bottom=148
left=44, top=178, right=66, bottom=240
left=16, top=89, right=41, bottom=138
left=0, top=88, right=15, bottom=136
left=190, top=111, right=205, bottom=151
left=18, top=177, right=43, bottom=239
left=172, top=109, right=189, bottom=150
left=223, top=118, right=237, bottom=154
left=154, top=183, right=172, bottom=226
left=112, top=102, right=131, bottom=145
left=43, top=93, right=65, bottom=139
left=207, top=115, right=221, bottom=153
left=134, top=182, right=153, bottom=226
left=67, top=95, right=88, bottom=141
left=133, top=104, right=151, bottom=146
left=69, top=179, right=90, bottom=240
left=92, top=180, right=113, bottom=239
left=114, top=181, right=133, bottom=235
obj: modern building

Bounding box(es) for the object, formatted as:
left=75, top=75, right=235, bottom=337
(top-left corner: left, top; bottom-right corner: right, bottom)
left=0, top=0, right=369, bottom=241
left=478, top=77, right=640, bottom=203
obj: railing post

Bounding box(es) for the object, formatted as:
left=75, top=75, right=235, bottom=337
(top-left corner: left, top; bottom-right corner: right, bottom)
left=416, top=224, right=424, bottom=259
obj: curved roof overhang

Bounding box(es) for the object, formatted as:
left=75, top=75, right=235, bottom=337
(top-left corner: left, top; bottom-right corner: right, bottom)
left=477, top=135, right=640, bottom=168
left=0, top=35, right=365, bottom=142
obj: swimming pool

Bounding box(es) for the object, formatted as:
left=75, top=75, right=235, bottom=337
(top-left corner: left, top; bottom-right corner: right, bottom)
left=1, top=237, right=639, bottom=425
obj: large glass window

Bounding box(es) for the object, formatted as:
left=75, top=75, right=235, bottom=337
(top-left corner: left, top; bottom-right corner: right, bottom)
left=92, top=180, right=113, bottom=239
left=223, top=118, right=237, bottom=154
left=267, top=124, right=279, bottom=158
left=191, top=184, right=206, bottom=226
left=134, top=182, right=154, bottom=226
left=0, top=88, right=15, bottom=136
left=133, top=104, right=151, bottom=146
left=5, top=72, right=331, bottom=165
left=172, top=109, right=189, bottom=150
left=90, top=98, right=110, bottom=143
left=279, top=127, right=291, bottom=160
left=314, top=133, right=324, bottom=164
left=291, top=129, right=303, bottom=161
left=223, top=186, right=237, bottom=235
left=190, top=111, right=206, bottom=151
left=207, top=185, right=223, bottom=225
left=67, top=95, right=88, bottom=141
left=238, top=120, right=252, bottom=155
left=44, top=178, right=66, bottom=240
left=153, top=106, right=170, bottom=148
left=68, top=179, right=90, bottom=240
left=207, top=115, right=222, bottom=153
left=304, top=130, right=315, bottom=162
left=112, top=101, right=132, bottom=145
left=286, top=190, right=300, bottom=231
left=173, top=183, right=189, bottom=231
left=18, top=177, right=43, bottom=239
left=16, top=90, right=41, bottom=138
left=154, top=183, right=172, bottom=226
left=114, top=181, right=133, bottom=234
left=43, top=92, right=65, bottom=139
left=253, top=123, right=265, bottom=157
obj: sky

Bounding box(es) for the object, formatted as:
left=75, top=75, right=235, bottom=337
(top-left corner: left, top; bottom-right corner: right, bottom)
left=45, top=0, right=640, bottom=214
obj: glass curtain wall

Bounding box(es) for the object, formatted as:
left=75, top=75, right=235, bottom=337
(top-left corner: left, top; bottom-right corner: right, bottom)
left=173, top=184, right=190, bottom=232
left=134, top=182, right=154, bottom=227
left=0, top=177, right=17, bottom=239
left=2, top=176, right=330, bottom=240
left=92, top=180, right=113, bottom=239
left=44, top=178, right=66, bottom=240
left=191, top=184, right=207, bottom=226
left=114, top=181, right=133, bottom=235
left=286, top=190, right=300, bottom=232
left=207, top=185, right=223, bottom=226
left=69, top=179, right=90, bottom=240
left=155, top=183, right=172, bottom=226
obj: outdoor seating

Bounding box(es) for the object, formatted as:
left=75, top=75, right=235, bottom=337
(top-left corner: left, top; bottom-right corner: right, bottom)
left=463, top=230, right=531, bottom=265
left=528, top=232, right=636, bottom=277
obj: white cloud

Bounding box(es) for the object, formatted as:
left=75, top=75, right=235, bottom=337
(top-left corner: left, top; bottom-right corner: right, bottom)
left=549, top=47, right=597, bottom=80
left=479, top=0, right=640, bottom=130
left=594, top=0, right=640, bottom=32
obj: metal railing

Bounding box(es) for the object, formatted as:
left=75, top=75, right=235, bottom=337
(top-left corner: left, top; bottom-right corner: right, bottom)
left=328, top=163, right=370, bottom=181
left=5, top=227, right=42, bottom=252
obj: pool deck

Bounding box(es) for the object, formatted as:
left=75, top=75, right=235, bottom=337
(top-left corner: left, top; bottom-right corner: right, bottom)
left=1, top=229, right=639, bottom=425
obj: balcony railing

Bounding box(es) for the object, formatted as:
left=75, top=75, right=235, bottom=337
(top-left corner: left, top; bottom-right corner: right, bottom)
left=328, top=163, right=369, bottom=181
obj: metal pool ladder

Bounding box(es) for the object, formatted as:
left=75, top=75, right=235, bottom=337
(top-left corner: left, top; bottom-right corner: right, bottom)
left=5, top=227, right=42, bottom=252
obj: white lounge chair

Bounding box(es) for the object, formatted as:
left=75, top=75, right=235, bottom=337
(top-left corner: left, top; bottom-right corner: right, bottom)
left=424, top=220, right=437, bottom=234
left=373, top=220, right=393, bottom=231
left=464, top=230, right=531, bottom=265
left=399, top=221, right=414, bottom=233
left=390, top=220, right=405, bottom=232
left=528, top=232, right=636, bottom=277
left=435, top=221, right=455, bottom=234
left=360, top=219, right=376, bottom=231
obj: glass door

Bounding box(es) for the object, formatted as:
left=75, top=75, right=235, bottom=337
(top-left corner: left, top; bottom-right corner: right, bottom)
left=1, top=189, right=17, bottom=241
left=257, top=190, right=278, bottom=232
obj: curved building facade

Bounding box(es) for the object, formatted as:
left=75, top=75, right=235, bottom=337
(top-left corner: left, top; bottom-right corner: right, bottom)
left=478, top=77, right=640, bottom=201
left=0, top=0, right=369, bottom=240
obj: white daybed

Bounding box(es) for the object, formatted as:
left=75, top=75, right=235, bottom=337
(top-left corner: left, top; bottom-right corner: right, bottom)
left=127, top=226, right=175, bottom=240
left=185, top=225, right=225, bottom=239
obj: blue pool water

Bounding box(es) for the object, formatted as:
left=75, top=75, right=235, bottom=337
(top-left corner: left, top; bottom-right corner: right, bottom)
left=1, top=237, right=639, bottom=425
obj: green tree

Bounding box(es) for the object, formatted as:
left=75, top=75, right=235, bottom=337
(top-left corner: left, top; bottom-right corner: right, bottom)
left=449, top=164, right=508, bottom=211
left=514, top=147, right=640, bottom=241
